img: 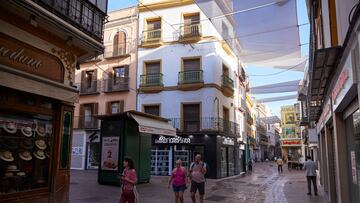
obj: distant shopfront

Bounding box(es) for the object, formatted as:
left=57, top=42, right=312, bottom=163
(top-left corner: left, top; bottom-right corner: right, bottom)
left=151, top=134, right=240, bottom=179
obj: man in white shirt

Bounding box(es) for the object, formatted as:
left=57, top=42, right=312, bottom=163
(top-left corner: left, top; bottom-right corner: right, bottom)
left=304, top=156, right=317, bottom=196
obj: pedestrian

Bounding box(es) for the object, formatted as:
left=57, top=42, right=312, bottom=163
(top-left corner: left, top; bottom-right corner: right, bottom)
left=189, top=154, right=207, bottom=203
left=304, top=156, right=318, bottom=196
left=118, top=157, right=138, bottom=203
left=168, top=160, right=188, bottom=203
left=248, top=159, right=253, bottom=172
left=276, top=157, right=283, bottom=173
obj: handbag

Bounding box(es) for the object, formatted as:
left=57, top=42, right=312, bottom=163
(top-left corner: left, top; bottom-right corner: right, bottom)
left=133, top=185, right=139, bottom=203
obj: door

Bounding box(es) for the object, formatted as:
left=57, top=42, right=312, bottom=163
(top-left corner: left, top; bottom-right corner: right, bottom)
left=223, top=107, right=230, bottom=133
left=183, top=104, right=200, bottom=132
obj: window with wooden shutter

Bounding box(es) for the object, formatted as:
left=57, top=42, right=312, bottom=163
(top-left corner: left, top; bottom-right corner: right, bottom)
left=183, top=104, right=200, bottom=131
left=113, top=31, right=126, bottom=55
left=184, top=13, right=200, bottom=25
left=145, top=62, right=160, bottom=74
left=222, top=64, right=229, bottom=76
left=147, top=19, right=161, bottom=30
left=183, top=58, right=200, bottom=71
left=107, top=101, right=124, bottom=114
left=144, top=105, right=160, bottom=116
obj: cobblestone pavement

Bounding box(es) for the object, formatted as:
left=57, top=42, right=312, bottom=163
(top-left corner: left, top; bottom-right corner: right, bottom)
left=69, top=162, right=327, bottom=203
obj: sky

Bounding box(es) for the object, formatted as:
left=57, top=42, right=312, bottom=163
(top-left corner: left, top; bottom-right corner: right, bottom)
left=107, top=0, right=309, bottom=117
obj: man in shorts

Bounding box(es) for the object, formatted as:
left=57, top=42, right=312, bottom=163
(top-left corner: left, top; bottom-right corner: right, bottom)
left=189, top=154, right=207, bottom=203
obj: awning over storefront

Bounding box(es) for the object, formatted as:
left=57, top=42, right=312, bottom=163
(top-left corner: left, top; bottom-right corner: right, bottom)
left=308, top=46, right=341, bottom=121
left=97, top=111, right=177, bottom=137
left=128, top=113, right=176, bottom=137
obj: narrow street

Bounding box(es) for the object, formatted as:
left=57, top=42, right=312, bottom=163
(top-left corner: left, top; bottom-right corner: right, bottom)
left=69, top=162, right=326, bottom=203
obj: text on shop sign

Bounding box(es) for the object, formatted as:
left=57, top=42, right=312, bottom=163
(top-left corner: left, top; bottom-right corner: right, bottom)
left=155, top=136, right=191, bottom=144
left=0, top=47, right=42, bottom=69
left=281, top=140, right=301, bottom=145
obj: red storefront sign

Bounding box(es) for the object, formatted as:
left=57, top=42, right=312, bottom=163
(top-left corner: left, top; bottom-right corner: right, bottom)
left=332, top=69, right=349, bottom=104
left=281, top=140, right=301, bottom=145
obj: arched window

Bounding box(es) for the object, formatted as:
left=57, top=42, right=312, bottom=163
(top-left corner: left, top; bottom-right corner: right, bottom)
left=113, top=31, right=126, bottom=56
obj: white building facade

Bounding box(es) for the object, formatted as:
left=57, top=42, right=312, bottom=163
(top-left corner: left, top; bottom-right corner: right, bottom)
left=137, top=0, right=246, bottom=178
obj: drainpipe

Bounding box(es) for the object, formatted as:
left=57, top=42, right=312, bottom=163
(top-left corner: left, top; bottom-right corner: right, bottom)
left=214, top=97, right=219, bottom=130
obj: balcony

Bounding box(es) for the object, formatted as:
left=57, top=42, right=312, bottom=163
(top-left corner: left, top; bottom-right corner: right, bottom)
left=239, top=66, right=246, bottom=82
left=33, top=0, right=106, bottom=42
left=103, top=77, right=129, bottom=92
left=139, top=73, right=164, bottom=93
left=178, top=70, right=204, bottom=90
left=179, top=23, right=202, bottom=43
left=221, top=75, right=234, bottom=97
left=104, top=43, right=130, bottom=58
left=73, top=115, right=100, bottom=129
left=141, top=29, right=162, bottom=48
left=76, top=80, right=101, bottom=95
left=170, top=117, right=240, bottom=137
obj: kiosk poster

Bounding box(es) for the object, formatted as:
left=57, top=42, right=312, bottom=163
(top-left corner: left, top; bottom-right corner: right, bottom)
left=101, top=137, right=119, bottom=171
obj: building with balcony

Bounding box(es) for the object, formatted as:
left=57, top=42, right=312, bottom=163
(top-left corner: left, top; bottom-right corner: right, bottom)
left=245, top=94, right=257, bottom=161
left=0, top=0, right=107, bottom=202
left=137, top=0, right=245, bottom=178
left=280, top=104, right=302, bottom=162
left=305, top=0, right=360, bottom=202
left=72, top=6, right=138, bottom=171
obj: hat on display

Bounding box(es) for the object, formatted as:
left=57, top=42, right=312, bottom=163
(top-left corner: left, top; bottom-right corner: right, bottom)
left=4, top=172, right=13, bottom=177
left=17, top=172, right=26, bottom=177
left=0, top=151, right=14, bottom=162
left=1, top=139, right=18, bottom=150
left=21, top=126, right=33, bottom=137
left=3, top=122, right=17, bottom=134
left=33, top=150, right=46, bottom=160
left=35, top=139, right=47, bottom=150
left=21, top=139, right=34, bottom=150
left=6, top=165, right=19, bottom=172
left=19, top=150, right=32, bottom=161
left=36, top=126, right=46, bottom=137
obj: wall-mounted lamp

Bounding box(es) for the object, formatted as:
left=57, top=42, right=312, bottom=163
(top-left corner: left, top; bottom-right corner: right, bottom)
left=29, top=15, right=38, bottom=27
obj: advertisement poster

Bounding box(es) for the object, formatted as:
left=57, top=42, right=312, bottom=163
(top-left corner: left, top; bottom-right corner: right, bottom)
left=101, top=137, right=119, bottom=171
left=351, top=151, right=357, bottom=184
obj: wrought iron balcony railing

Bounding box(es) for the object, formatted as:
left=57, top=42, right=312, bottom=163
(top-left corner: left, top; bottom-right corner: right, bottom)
left=33, top=0, right=106, bottom=41
left=73, top=115, right=100, bottom=129
left=142, top=29, right=162, bottom=43
left=140, top=73, right=163, bottom=87
left=75, top=80, right=101, bottom=95
left=180, top=23, right=202, bottom=38
left=178, top=70, right=203, bottom=84
left=222, top=75, right=234, bottom=89
left=169, top=117, right=240, bottom=137
left=103, top=77, right=129, bottom=92
left=104, top=43, right=130, bottom=58
left=239, top=66, right=246, bottom=82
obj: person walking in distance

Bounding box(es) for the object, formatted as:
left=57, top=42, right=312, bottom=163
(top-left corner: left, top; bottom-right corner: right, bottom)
left=304, top=156, right=318, bottom=196
left=189, top=154, right=207, bottom=203
left=118, top=157, right=138, bottom=203
left=168, top=160, right=188, bottom=203
left=276, top=157, right=283, bottom=173
left=248, top=159, right=253, bottom=173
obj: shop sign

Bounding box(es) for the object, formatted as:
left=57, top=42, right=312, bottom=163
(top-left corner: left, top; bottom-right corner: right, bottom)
left=281, top=139, right=301, bottom=146
left=223, top=138, right=234, bottom=145
left=316, top=100, right=331, bottom=133
left=332, top=56, right=355, bottom=110
left=351, top=151, right=357, bottom=184
left=154, top=136, right=191, bottom=144
left=101, top=137, right=119, bottom=171
left=0, top=33, right=64, bottom=83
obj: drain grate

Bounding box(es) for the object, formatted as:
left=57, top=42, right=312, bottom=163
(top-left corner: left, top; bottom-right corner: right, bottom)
left=206, top=195, right=227, bottom=201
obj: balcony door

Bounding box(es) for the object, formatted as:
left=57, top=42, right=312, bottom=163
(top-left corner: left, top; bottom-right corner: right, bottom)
left=79, top=103, right=98, bottom=129
left=183, top=13, right=200, bottom=36
left=183, top=104, right=200, bottom=132
left=81, top=69, right=97, bottom=93
left=144, top=105, right=160, bottom=116
left=113, top=31, right=126, bottom=56
left=146, top=19, right=161, bottom=39
left=182, top=58, right=201, bottom=82
left=144, top=61, right=161, bottom=85
left=223, top=107, right=230, bottom=133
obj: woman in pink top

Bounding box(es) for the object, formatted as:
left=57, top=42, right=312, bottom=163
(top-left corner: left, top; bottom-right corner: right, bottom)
left=168, top=160, right=188, bottom=203
left=118, top=157, right=138, bottom=203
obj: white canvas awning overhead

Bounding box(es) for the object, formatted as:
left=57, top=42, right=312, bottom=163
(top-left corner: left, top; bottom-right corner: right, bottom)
left=255, top=94, right=298, bottom=103
left=250, top=80, right=301, bottom=94
left=194, top=0, right=304, bottom=70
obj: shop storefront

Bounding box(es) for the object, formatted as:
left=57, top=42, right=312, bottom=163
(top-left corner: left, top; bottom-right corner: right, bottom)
left=0, top=31, right=77, bottom=202
left=71, top=130, right=100, bottom=170
left=151, top=134, right=239, bottom=179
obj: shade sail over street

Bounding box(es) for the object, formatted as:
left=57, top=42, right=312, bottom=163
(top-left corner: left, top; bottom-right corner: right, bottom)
left=255, top=94, right=298, bottom=103
left=250, top=80, right=301, bottom=94
left=194, top=0, right=304, bottom=71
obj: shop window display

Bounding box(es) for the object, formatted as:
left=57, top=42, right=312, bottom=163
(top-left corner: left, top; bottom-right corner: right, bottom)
left=0, top=113, right=52, bottom=194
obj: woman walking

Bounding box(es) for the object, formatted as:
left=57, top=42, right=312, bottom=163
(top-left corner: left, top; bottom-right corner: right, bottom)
left=118, top=157, right=138, bottom=203
left=168, top=160, right=188, bottom=203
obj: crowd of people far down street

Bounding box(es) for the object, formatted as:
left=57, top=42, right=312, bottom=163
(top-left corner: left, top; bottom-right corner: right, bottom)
left=117, top=155, right=318, bottom=203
